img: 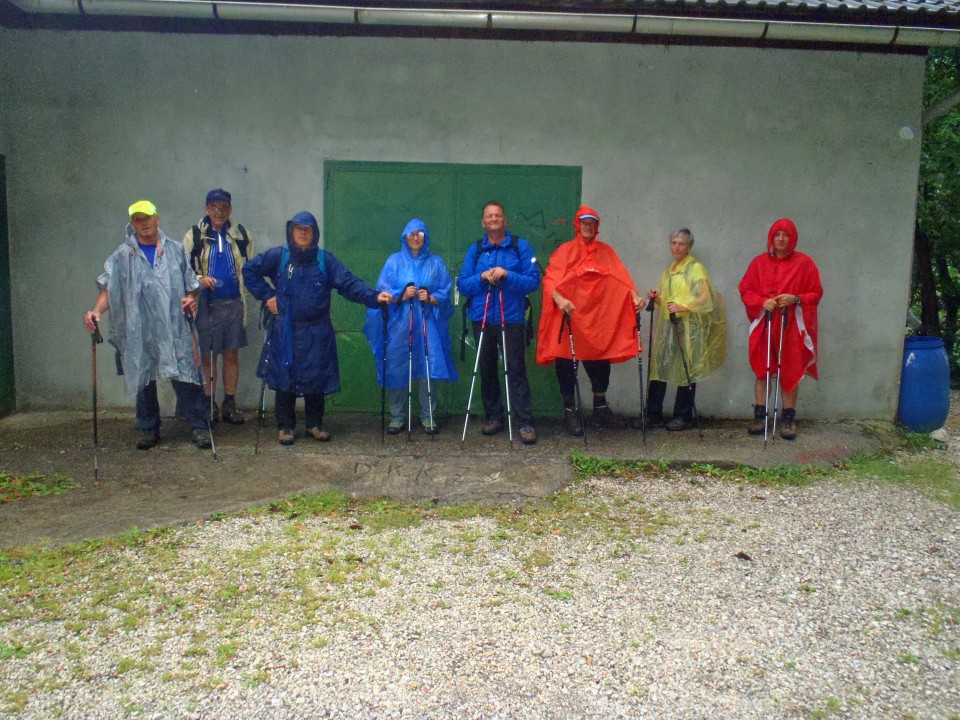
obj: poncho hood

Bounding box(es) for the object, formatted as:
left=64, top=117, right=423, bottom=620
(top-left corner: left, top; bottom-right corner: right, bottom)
left=287, top=211, right=320, bottom=248
left=573, top=205, right=601, bottom=240
left=400, top=218, right=431, bottom=260
left=767, top=218, right=798, bottom=257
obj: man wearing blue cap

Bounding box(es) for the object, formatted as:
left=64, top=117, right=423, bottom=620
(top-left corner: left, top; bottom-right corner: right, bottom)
left=182, top=189, right=253, bottom=425
left=83, top=201, right=211, bottom=450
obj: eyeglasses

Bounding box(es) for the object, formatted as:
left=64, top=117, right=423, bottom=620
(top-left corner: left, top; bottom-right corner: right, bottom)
left=207, top=203, right=230, bottom=214
left=406, top=231, right=425, bottom=241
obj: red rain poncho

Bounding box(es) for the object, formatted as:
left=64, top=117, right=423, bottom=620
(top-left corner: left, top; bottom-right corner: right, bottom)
left=738, top=218, right=823, bottom=394
left=537, top=206, right=639, bottom=365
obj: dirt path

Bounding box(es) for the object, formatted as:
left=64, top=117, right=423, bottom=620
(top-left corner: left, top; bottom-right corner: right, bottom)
left=0, top=407, right=892, bottom=548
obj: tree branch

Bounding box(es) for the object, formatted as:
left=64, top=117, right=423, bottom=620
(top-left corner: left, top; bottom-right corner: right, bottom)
left=923, top=86, right=960, bottom=126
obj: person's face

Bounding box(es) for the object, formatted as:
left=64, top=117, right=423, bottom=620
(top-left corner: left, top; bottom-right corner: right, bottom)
left=292, top=225, right=314, bottom=249
left=206, top=201, right=232, bottom=229
left=405, top=230, right=425, bottom=256
left=772, top=230, right=791, bottom=256
left=670, top=236, right=690, bottom=262
left=481, top=205, right=506, bottom=235
left=131, top=213, right=159, bottom=244
left=579, top=217, right=598, bottom=242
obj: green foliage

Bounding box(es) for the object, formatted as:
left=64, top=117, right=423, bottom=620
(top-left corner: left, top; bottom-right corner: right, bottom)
left=0, top=470, right=76, bottom=503
left=915, top=48, right=960, bottom=359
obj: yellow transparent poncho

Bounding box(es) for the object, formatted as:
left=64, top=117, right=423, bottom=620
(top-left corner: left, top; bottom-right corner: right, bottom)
left=649, top=255, right=726, bottom=385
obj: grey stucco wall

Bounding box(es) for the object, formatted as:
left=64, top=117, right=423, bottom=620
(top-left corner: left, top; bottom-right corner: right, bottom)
left=0, top=29, right=924, bottom=418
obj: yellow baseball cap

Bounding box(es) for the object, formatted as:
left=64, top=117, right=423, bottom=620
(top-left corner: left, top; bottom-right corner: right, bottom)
left=128, top=200, right=158, bottom=218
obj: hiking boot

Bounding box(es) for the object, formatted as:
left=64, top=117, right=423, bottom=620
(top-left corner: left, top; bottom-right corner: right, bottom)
left=386, top=421, right=403, bottom=435
left=306, top=426, right=332, bottom=442
left=191, top=429, right=212, bottom=449
left=278, top=428, right=295, bottom=446
left=482, top=416, right=504, bottom=436
left=779, top=409, right=798, bottom=441
left=747, top=404, right=767, bottom=436
left=563, top=408, right=584, bottom=437
left=136, top=430, right=160, bottom=450
left=221, top=398, right=245, bottom=425
left=422, top=422, right=440, bottom=435
left=666, top=417, right=692, bottom=432
left=519, top=425, right=538, bottom=445
left=630, top=412, right=664, bottom=430
left=592, top=404, right=627, bottom=430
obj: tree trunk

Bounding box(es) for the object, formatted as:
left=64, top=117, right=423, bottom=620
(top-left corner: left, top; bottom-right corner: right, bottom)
left=913, top=222, right=942, bottom=337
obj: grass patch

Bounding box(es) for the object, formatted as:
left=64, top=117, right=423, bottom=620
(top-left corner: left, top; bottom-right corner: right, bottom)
left=0, top=470, right=77, bottom=503
left=838, top=453, right=960, bottom=510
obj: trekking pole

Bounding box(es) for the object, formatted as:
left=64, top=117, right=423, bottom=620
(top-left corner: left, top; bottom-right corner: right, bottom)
left=771, top=306, right=787, bottom=440
left=669, top=312, right=703, bottom=440
left=498, top=285, right=514, bottom=449
left=763, top=309, right=772, bottom=450
left=407, top=294, right=415, bottom=442
left=254, top=306, right=274, bottom=455
left=562, top=312, right=588, bottom=450
left=461, top=289, right=493, bottom=445
left=91, top=317, right=104, bottom=480
left=635, top=309, right=646, bottom=443
left=419, top=292, right=435, bottom=440
left=646, top=298, right=655, bottom=413
left=380, top=302, right=389, bottom=445
left=185, top=307, right=217, bottom=460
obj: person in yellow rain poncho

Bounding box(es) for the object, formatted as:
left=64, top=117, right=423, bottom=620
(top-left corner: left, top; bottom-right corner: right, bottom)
left=644, top=228, right=726, bottom=431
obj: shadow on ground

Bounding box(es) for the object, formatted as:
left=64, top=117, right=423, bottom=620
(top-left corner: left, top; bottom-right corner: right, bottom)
left=0, top=408, right=890, bottom=548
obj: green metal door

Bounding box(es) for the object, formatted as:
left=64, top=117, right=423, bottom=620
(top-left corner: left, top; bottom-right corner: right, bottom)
left=324, top=161, right=581, bottom=415
left=0, top=156, right=14, bottom=417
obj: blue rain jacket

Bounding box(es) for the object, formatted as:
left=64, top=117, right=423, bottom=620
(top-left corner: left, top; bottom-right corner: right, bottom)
left=456, top=231, right=540, bottom=324
left=363, top=219, right=459, bottom=389
left=242, top=212, right=380, bottom=395
left=98, top=224, right=201, bottom=399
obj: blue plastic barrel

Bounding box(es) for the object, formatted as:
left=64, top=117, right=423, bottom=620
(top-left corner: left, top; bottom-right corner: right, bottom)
left=898, top=336, right=950, bottom=432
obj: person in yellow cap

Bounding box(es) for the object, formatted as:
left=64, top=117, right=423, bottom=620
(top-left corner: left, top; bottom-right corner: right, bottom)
left=83, top=201, right=212, bottom=450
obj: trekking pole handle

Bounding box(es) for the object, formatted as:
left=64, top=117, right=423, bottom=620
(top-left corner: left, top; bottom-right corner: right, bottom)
left=91, top=317, right=103, bottom=345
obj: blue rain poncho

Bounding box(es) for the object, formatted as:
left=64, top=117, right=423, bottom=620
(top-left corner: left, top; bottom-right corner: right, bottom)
left=97, top=224, right=201, bottom=399
left=650, top=254, right=727, bottom=385
left=363, top=219, right=459, bottom=389
left=242, top=212, right=381, bottom=396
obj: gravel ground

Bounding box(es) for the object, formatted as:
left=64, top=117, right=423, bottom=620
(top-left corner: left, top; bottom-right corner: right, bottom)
left=1, top=463, right=958, bottom=719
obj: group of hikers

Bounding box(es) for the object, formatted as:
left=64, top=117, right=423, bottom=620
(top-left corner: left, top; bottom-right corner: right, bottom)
left=82, top=191, right=823, bottom=450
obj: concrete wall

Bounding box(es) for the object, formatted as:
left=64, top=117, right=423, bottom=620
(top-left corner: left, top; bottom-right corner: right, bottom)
left=0, top=29, right=924, bottom=418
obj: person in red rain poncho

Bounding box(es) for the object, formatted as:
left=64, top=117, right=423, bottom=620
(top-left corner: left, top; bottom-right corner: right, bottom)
left=738, top=218, right=823, bottom=440
left=537, top=206, right=646, bottom=436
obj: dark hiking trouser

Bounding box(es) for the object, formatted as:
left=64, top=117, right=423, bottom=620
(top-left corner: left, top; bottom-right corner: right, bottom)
left=275, top=390, right=325, bottom=430
left=472, top=322, right=534, bottom=427
left=555, top=358, right=611, bottom=409
left=647, top=380, right=697, bottom=421
left=137, top=380, right=208, bottom=432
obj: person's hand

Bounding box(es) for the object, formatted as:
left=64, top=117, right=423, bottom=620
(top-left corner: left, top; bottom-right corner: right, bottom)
left=266, top=297, right=279, bottom=315
left=762, top=298, right=778, bottom=313
left=774, top=293, right=797, bottom=308
left=647, top=289, right=658, bottom=301
left=83, top=310, right=100, bottom=333
left=482, top=267, right=508, bottom=285
left=198, top=276, right=219, bottom=290
left=401, top=285, right=417, bottom=301
left=377, top=291, right=393, bottom=305
left=417, top=288, right=432, bottom=304
left=554, top=293, right=575, bottom=315
left=181, top=295, right=197, bottom=317
left=632, top=292, right=647, bottom=311
left=667, top=302, right=688, bottom=314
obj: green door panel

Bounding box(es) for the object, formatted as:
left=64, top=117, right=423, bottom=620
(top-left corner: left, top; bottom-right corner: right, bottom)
left=324, top=161, right=581, bottom=417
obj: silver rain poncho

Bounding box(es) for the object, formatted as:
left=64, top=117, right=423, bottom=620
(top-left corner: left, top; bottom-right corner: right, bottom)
left=98, top=224, right=201, bottom=399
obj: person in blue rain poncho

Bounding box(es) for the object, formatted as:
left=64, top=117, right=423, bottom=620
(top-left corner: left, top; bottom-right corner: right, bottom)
left=363, top=218, right=459, bottom=435
left=242, top=212, right=392, bottom=445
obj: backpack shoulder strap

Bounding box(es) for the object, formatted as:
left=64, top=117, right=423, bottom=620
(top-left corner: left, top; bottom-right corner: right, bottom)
left=235, top=224, right=250, bottom=260
left=189, top=226, right=202, bottom=272
left=316, top=249, right=327, bottom=276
